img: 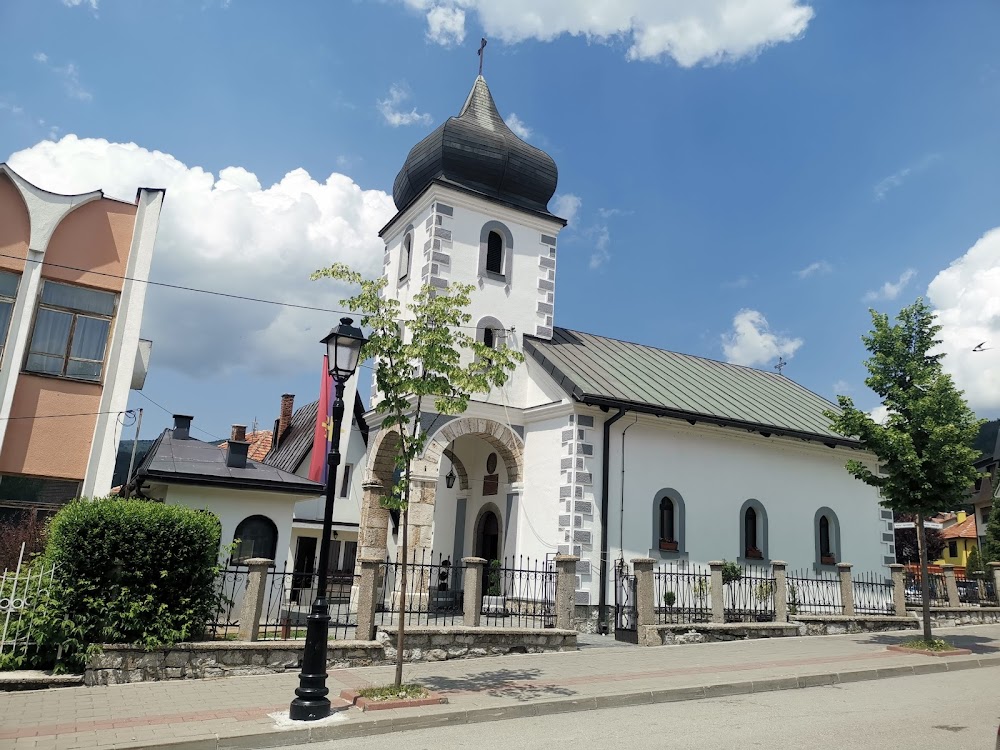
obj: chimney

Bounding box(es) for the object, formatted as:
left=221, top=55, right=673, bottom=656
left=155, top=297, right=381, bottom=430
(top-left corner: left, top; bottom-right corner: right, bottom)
left=173, top=415, right=193, bottom=440
left=226, top=424, right=250, bottom=469
left=276, top=394, right=294, bottom=447
left=957, top=510, right=967, bottom=524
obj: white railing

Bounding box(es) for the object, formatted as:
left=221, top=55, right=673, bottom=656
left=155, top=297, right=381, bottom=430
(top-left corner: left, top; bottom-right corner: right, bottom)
left=1, top=542, right=56, bottom=657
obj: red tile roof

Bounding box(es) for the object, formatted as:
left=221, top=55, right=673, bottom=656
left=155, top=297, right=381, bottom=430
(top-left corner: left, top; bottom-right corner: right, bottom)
left=939, top=515, right=978, bottom=540
left=218, top=430, right=273, bottom=462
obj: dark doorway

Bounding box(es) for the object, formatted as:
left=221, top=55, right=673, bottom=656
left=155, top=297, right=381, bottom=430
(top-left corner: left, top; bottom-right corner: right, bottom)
left=291, top=537, right=316, bottom=603
left=475, top=509, right=501, bottom=563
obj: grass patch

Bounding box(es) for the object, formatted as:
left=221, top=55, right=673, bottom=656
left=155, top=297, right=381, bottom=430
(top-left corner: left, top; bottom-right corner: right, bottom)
left=357, top=684, right=428, bottom=701
left=899, top=638, right=954, bottom=652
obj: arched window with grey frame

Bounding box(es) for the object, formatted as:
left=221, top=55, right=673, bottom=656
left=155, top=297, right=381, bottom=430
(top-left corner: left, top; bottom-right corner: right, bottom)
left=479, top=221, right=514, bottom=283
left=232, top=515, right=278, bottom=563
left=738, top=498, right=768, bottom=562
left=398, top=232, right=413, bottom=282
left=477, top=316, right=504, bottom=350
left=814, top=507, right=841, bottom=570
left=650, top=488, right=686, bottom=559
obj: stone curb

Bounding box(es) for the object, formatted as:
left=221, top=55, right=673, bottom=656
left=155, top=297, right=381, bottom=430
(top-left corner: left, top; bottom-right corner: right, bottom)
left=106, top=654, right=1000, bottom=750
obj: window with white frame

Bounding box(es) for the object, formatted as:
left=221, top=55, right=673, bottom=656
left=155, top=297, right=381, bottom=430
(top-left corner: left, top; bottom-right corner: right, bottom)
left=0, top=271, right=20, bottom=364
left=25, top=281, right=116, bottom=382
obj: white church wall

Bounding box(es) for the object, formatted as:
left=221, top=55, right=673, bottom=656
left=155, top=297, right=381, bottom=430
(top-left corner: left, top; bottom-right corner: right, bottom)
left=519, top=412, right=571, bottom=567
left=601, top=415, right=886, bottom=604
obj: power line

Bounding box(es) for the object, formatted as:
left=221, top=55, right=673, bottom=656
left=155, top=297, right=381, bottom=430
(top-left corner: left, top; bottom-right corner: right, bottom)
left=0, top=252, right=504, bottom=333
left=0, top=409, right=129, bottom=421
left=132, top=390, right=223, bottom=441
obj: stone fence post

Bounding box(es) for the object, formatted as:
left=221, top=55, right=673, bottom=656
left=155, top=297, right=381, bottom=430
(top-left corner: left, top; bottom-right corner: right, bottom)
left=555, top=555, right=580, bottom=630
left=462, top=557, right=486, bottom=627
left=837, top=562, right=855, bottom=617
left=354, top=556, right=382, bottom=641
left=941, top=564, right=960, bottom=607
left=888, top=564, right=907, bottom=616
left=709, top=561, right=724, bottom=624
left=238, top=558, right=272, bottom=641
left=990, top=563, right=1000, bottom=604
left=771, top=561, right=788, bottom=622
left=631, top=558, right=656, bottom=628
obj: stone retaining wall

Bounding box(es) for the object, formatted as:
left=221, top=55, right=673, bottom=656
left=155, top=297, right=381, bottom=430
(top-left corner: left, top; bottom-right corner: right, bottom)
left=85, top=626, right=577, bottom=686
left=638, top=623, right=800, bottom=646
left=794, top=615, right=917, bottom=636
left=915, top=607, right=1000, bottom=627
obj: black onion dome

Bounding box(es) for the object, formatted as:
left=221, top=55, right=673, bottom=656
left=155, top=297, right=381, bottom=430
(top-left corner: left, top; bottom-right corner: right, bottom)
left=392, top=76, right=559, bottom=217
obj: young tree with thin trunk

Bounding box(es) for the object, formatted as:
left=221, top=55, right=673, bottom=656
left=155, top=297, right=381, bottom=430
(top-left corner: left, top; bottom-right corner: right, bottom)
left=312, top=263, right=522, bottom=687
left=826, top=299, right=982, bottom=644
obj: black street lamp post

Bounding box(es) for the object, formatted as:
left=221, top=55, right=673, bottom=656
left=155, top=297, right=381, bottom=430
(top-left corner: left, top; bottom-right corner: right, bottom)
left=290, top=317, right=367, bottom=722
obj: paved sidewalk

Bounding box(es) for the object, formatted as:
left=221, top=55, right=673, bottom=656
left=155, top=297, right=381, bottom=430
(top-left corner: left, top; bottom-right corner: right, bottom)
left=2, top=625, right=999, bottom=750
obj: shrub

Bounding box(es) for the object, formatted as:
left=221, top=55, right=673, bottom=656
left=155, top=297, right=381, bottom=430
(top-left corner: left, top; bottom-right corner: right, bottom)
left=663, top=590, right=676, bottom=607
left=0, top=510, right=48, bottom=571
left=486, top=559, right=502, bottom=597
left=32, top=498, right=222, bottom=672
left=721, top=560, right=742, bottom=585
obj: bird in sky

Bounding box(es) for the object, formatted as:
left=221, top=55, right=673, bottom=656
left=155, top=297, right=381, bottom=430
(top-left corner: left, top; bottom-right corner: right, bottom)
left=972, top=342, right=991, bottom=352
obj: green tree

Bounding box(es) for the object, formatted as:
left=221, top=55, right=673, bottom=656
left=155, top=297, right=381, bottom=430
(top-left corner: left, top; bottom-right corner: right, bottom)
left=984, top=500, right=1000, bottom=564
left=826, top=299, right=982, bottom=643
left=965, top=546, right=985, bottom=578
left=312, top=263, right=522, bottom=687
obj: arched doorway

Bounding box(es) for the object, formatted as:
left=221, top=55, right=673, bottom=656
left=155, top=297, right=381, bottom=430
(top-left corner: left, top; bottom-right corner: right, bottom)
left=475, top=508, right=501, bottom=562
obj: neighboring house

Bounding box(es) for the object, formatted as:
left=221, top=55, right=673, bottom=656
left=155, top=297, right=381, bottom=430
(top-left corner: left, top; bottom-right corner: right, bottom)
left=262, top=392, right=370, bottom=586
left=342, top=73, right=891, bottom=624
left=936, top=511, right=979, bottom=567
left=218, top=429, right=273, bottom=462
left=0, top=165, right=162, bottom=522
left=131, top=416, right=322, bottom=565
left=971, top=445, right=997, bottom=552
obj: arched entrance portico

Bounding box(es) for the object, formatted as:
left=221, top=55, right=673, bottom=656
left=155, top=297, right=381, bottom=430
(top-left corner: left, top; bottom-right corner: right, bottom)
left=358, top=416, right=524, bottom=564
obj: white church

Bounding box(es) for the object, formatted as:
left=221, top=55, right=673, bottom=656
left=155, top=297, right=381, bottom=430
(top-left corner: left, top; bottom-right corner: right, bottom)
left=264, top=73, right=894, bottom=627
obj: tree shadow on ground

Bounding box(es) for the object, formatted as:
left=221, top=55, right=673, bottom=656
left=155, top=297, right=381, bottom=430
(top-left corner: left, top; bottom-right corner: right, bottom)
left=416, top=668, right=577, bottom=702
left=856, top=633, right=999, bottom=653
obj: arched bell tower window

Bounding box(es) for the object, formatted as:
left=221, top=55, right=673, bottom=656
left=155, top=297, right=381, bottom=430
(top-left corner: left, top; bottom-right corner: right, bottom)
left=398, top=232, right=413, bottom=282
left=483, top=327, right=496, bottom=349
left=477, top=316, right=504, bottom=350
left=479, top=221, right=513, bottom=284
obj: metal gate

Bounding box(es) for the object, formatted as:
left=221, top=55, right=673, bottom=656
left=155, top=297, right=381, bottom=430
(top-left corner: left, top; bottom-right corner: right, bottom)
left=613, top=559, right=637, bottom=643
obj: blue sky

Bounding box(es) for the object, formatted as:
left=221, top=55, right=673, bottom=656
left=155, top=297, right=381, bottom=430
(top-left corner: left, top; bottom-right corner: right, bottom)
left=2, top=0, right=999, bottom=442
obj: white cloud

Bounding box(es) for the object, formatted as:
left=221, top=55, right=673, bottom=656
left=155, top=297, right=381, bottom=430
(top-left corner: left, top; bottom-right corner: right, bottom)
left=722, top=276, right=752, bottom=289
left=873, top=154, right=940, bottom=201
left=0, top=102, right=24, bottom=116
left=426, top=5, right=465, bottom=45
left=588, top=225, right=611, bottom=270
left=62, top=0, right=99, bottom=8
left=552, top=193, right=581, bottom=225
left=597, top=207, right=632, bottom=219
left=7, top=136, right=395, bottom=378
left=721, top=309, right=803, bottom=367
left=864, top=269, right=916, bottom=303
left=796, top=260, right=831, bottom=279
left=927, top=226, right=1000, bottom=413
left=505, top=113, right=532, bottom=140
left=377, top=84, right=432, bottom=127
left=34, top=54, right=92, bottom=101
left=402, top=0, right=814, bottom=67
left=869, top=404, right=891, bottom=425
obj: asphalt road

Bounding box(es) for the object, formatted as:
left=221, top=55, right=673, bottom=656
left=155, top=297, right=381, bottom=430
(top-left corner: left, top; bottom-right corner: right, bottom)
left=292, top=666, right=1000, bottom=750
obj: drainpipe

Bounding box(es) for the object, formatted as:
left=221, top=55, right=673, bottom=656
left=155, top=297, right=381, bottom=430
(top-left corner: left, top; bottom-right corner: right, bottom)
left=619, top=415, right=639, bottom=560
left=598, top=407, right=626, bottom=634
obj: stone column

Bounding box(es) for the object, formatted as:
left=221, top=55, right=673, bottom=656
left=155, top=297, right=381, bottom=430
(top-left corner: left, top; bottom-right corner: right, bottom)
left=771, top=561, right=788, bottom=622
left=888, top=564, right=907, bottom=616
left=555, top=555, right=580, bottom=630
left=989, top=563, right=1000, bottom=605
left=709, top=561, right=725, bottom=624
left=354, top=557, right=381, bottom=641
left=631, top=558, right=656, bottom=627
left=837, top=562, right=855, bottom=617
left=238, top=558, right=273, bottom=641
left=941, top=564, right=960, bottom=607
left=358, top=481, right=389, bottom=561
left=402, top=473, right=438, bottom=610
left=462, top=557, right=486, bottom=626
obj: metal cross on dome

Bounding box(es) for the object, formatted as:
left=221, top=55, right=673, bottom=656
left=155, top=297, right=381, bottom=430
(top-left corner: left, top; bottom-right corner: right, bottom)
left=478, top=37, right=487, bottom=76
left=774, top=356, right=787, bottom=375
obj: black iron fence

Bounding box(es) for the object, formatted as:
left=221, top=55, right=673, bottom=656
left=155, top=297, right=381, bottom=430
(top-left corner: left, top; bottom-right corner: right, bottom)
left=955, top=570, right=998, bottom=606
left=209, top=563, right=357, bottom=640
left=722, top=564, right=776, bottom=622
left=653, top=564, right=711, bottom=624
left=904, top=570, right=949, bottom=607
left=480, top=556, right=555, bottom=629
left=376, top=551, right=464, bottom=628
left=852, top=570, right=895, bottom=615
left=786, top=568, right=843, bottom=616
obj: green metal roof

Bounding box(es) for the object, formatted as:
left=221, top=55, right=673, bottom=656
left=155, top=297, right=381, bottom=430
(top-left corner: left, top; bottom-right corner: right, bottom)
left=524, top=328, right=857, bottom=447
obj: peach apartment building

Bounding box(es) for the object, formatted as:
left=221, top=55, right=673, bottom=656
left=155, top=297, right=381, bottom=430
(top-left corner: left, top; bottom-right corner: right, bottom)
left=0, top=164, right=163, bottom=521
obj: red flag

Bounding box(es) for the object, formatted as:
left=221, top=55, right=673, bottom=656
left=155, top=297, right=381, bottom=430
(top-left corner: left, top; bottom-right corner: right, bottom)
left=308, top=355, right=334, bottom=483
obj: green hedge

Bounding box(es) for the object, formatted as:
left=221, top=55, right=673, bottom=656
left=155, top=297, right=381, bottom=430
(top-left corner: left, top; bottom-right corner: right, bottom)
left=33, top=498, right=222, bottom=671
